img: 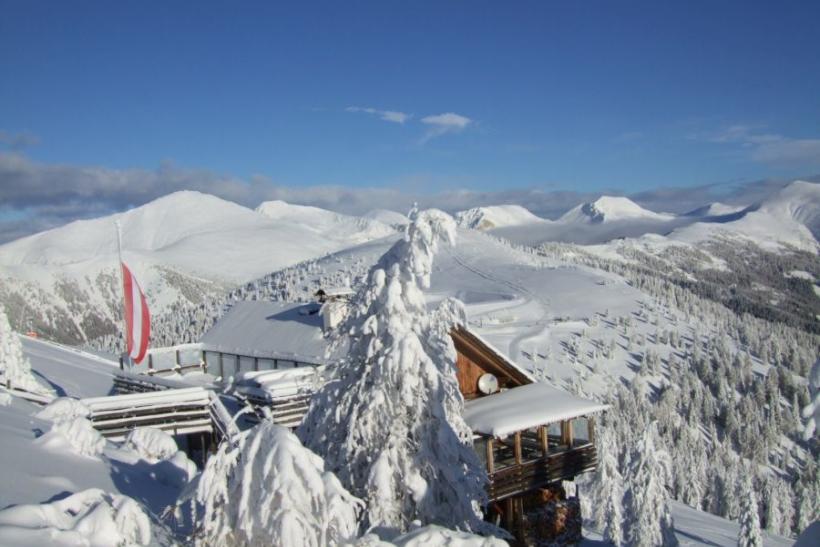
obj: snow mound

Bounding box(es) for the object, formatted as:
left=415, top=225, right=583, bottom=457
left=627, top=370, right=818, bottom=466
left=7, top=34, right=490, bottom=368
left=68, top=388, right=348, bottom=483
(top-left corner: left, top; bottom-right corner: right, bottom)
left=456, top=205, right=544, bottom=230
left=123, top=427, right=180, bottom=462
left=0, top=488, right=151, bottom=547
left=559, top=196, right=674, bottom=224
left=356, top=524, right=507, bottom=546
left=391, top=524, right=507, bottom=546
left=37, top=416, right=106, bottom=458
left=122, top=427, right=196, bottom=487
left=37, top=396, right=91, bottom=423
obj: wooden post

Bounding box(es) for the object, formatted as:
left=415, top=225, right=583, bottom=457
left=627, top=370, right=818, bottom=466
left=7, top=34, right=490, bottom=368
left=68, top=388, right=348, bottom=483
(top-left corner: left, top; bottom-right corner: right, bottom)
left=273, top=358, right=278, bottom=369
left=201, top=350, right=207, bottom=374
left=147, top=353, right=154, bottom=373
left=218, top=352, right=224, bottom=380
left=254, top=357, right=259, bottom=371
left=505, top=498, right=515, bottom=532
left=514, top=497, right=525, bottom=542
left=486, top=438, right=495, bottom=474
left=175, top=349, right=181, bottom=367
left=119, top=356, right=124, bottom=371
left=514, top=431, right=522, bottom=464
left=561, top=420, right=573, bottom=447
left=539, top=425, right=549, bottom=456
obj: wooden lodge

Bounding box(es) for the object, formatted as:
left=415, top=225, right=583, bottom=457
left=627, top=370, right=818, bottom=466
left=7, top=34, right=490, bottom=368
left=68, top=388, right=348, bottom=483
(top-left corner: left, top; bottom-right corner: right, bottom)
left=451, top=326, right=608, bottom=542
left=114, top=301, right=607, bottom=542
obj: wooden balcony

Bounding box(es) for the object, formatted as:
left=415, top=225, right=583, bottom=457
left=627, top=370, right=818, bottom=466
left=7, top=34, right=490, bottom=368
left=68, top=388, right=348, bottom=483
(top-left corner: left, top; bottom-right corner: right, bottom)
left=475, top=423, right=598, bottom=502
left=487, top=442, right=597, bottom=501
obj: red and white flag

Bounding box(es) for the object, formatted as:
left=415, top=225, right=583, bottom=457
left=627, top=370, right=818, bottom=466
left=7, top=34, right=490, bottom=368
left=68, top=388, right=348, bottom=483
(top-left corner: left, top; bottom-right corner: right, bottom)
left=121, top=262, right=150, bottom=364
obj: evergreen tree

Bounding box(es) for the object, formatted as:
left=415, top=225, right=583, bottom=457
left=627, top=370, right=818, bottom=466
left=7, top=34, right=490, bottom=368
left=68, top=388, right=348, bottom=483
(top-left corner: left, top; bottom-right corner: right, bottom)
left=187, top=421, right=361, bottom=547
left=0, top=305, right=52, bottom=395
left=590, top=426, right=624, bottom=545
left=623, top=422, right=678, bottom=547
left=737, top=475, right=763, bottom=547
left=298, top=210, right=489, bottom=534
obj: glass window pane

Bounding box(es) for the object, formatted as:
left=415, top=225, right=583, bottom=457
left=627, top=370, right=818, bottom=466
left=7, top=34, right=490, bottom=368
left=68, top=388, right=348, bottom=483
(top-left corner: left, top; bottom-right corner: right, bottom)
left=572, top=417, right=590, bottom=445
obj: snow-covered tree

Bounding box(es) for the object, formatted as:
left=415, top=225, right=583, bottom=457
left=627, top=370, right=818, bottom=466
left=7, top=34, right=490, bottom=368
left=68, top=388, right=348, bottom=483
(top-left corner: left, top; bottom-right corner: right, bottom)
left=737, top=475, right=762, bottom=547
left=188, top=421, right=361, bottom=547
left=298, top=209, right=490, bottom=534
left=802, top=358, right=820, bottom=440
left=623, top=422, right=678, bottom=547
left=0, top=305, right=51, bottom=395
left=589, top=426, right=624, bottom=546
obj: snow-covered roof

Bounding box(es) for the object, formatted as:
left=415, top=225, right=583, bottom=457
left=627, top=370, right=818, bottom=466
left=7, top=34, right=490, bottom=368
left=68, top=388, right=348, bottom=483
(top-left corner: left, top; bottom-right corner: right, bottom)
left=200, top=301, right=332, bottom=364
left=463, top=382, right=609, bottom=438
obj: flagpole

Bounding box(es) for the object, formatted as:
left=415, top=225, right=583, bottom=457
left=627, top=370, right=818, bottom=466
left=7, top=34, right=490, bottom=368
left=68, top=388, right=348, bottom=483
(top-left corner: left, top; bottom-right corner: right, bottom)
left=114, top=220, right=129, bottom=370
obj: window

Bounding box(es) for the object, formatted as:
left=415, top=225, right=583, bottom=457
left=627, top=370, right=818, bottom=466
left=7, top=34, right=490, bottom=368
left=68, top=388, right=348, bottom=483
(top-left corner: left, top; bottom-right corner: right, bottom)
left=572, top=417, right=590, bottom=446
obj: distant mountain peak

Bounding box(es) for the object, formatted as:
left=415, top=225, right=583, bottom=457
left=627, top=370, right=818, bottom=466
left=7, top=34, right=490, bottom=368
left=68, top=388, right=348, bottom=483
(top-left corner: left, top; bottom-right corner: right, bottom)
left=455, top=205, right=543, bottom=230
left=561, top=196, right=673, bottom=224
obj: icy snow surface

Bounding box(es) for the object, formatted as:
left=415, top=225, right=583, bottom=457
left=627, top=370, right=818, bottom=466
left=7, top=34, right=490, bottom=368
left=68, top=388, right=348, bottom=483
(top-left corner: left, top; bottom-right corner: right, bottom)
left=464, top=382, right=608, bottom=437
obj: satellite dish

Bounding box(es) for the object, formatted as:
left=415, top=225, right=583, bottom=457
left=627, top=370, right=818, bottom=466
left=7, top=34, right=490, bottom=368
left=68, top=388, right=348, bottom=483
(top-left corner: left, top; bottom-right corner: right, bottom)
left=478, top=373, right=499, bottom=395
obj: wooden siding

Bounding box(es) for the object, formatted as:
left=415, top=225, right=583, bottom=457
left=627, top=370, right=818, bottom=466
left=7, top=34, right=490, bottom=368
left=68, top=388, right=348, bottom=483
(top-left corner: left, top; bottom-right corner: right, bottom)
left=451, top=327, right=531, bottom=400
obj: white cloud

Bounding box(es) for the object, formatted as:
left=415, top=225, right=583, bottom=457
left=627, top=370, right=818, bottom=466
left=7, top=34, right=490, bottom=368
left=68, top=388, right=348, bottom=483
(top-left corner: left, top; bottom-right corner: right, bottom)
left=345, top=106, right=410, bottom=124
left=418, top=112, right=472, bottom=143
left=706, top=124, right=820, bottom=165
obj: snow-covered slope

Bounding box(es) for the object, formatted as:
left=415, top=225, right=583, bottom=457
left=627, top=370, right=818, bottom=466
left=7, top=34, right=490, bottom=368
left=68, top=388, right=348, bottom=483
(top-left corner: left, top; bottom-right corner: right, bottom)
left=256, top=200, right=394, bottom=243
left=0, top=191, right=397, bottom=345
left=669, top=180, right=820, bottom=252
left=455, top=205, right=545, bottom=230
left=363, top=208, right=411, bottom=226
left=684, top=202, right=747, bottom=218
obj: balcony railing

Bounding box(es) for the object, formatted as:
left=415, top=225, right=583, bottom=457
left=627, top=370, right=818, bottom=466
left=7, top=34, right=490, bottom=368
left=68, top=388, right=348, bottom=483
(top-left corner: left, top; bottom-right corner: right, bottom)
left=487, top=442, right=597, bottom=501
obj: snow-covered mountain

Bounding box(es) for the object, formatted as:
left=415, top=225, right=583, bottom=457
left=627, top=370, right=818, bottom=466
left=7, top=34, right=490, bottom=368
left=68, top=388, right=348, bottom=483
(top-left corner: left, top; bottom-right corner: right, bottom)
left=455, top=205, right=545, bottom=230
left=669, top=180, right=820, bottom=252
left=256, top=200, right=394, bottom=242
left=461, top=182, right=820, bottom=251
left=683, top=202, right=747, bottom=218
left=559, top=196, right=674, bottom=224
left=362, top=208, right=410, bottom=226
left=0, top=191, right=396, bottom=344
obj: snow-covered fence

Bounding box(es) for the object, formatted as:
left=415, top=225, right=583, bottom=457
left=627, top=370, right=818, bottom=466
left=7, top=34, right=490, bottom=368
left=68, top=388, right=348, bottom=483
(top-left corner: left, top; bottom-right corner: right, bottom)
left=82, top=387, right=213, bottom=441
left=112, top=369, right=194, bottom=395
left=123, top=342, right=323, bottom=382
left=231, top=368, right=324, bottom=428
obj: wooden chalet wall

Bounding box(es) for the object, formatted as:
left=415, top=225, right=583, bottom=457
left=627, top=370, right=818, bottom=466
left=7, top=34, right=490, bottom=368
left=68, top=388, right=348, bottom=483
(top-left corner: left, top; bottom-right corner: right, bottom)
left=450, top=327, right=532, bottom=400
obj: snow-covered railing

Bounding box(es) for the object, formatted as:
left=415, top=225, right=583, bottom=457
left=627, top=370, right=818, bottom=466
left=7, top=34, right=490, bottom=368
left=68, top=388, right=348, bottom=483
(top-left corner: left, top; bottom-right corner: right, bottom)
left=112, top=369, right=194, bottom=395
left=124, top=342, right=324, bottom=381
left=231, top=368, right=324, bottom=428
left=0, top=385, right=55, bottom=406
left=82, top=387, right=213, bottom=441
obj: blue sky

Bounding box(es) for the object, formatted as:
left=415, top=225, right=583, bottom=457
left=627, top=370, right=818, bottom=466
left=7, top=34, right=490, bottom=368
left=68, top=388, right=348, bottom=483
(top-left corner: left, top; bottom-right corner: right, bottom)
left=1, top=1, right=819, bottom=239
